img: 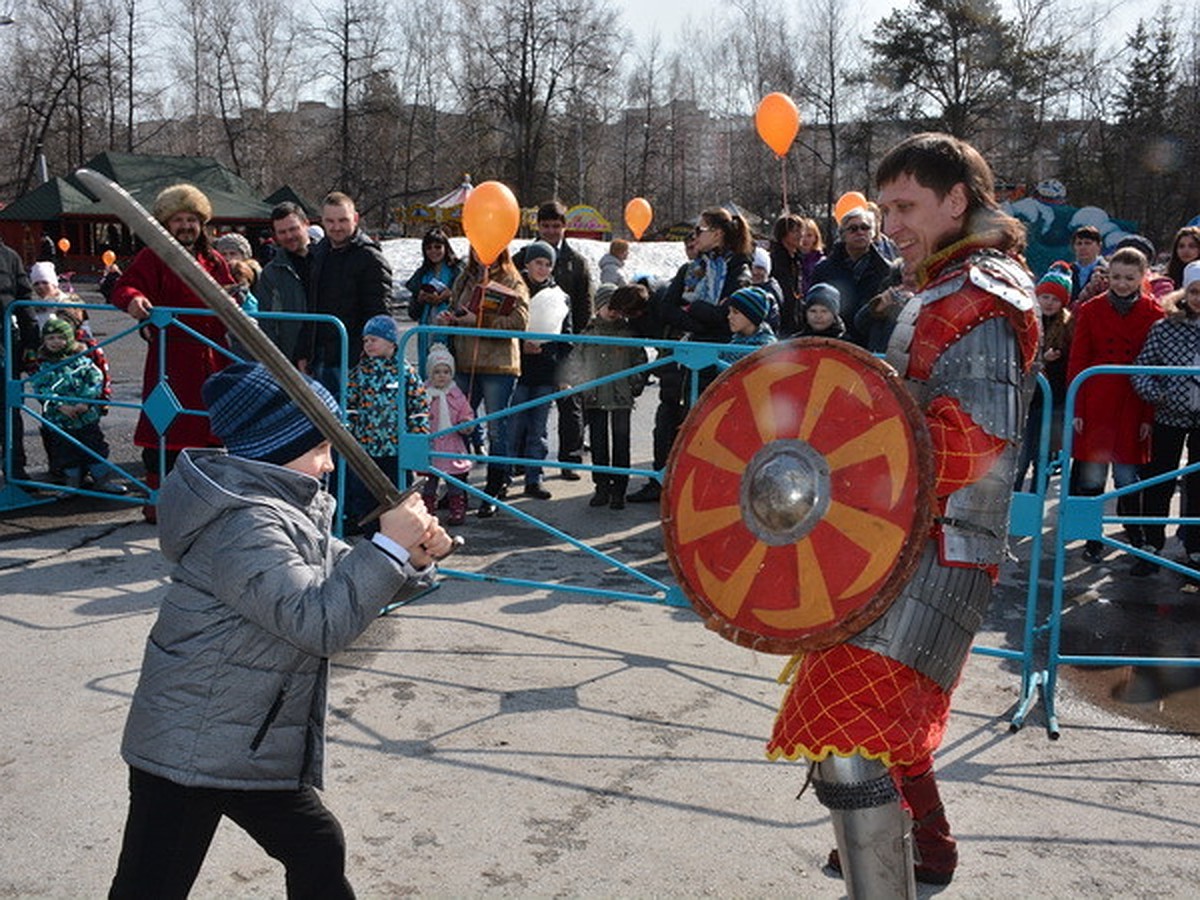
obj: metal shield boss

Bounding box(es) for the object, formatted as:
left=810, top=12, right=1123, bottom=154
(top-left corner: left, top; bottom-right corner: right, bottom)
left=662, top=338, right=935, bottom=654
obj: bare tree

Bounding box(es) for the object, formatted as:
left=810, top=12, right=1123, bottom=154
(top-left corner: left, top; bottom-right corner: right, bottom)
left=453, top=0, right=621, bottom=205
left=310, top=0, right=394, bottom=198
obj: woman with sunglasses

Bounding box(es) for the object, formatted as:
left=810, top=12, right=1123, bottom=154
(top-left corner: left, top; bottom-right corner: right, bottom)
left=660, top=207, right=754, bottom=351
left=406, top=227, right=464, bottom=373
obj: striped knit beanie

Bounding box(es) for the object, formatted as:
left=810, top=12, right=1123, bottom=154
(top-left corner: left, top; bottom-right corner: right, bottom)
left=201, top=362, right=339, bottom=465
left=729, top=286, right=772, bottom=326
left=1036, top=268, right=1071, bottom=305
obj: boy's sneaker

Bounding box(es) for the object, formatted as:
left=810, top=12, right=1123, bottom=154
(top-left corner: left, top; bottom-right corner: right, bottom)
left=1081, top=540, right=1104, bottom=563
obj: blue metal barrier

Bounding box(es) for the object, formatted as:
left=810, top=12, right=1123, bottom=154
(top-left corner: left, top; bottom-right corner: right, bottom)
left=2, top=301, right=348, bottom=515
left=1039, top=363, right=1200, bottom=736
left=972, top=372, right=1054, bottom=733
left=395, top=324, right=752, bottom=608
left=18, top=311, right=1189, bottom=740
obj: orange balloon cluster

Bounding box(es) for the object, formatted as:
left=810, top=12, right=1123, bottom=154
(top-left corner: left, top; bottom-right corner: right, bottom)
left=834, top=191, right=868, bottom=222
left=755, top=93, right=800, bottom=158
left=462, top=181, right=520, bottom=266
left=624, top=197, right=653, bottom=240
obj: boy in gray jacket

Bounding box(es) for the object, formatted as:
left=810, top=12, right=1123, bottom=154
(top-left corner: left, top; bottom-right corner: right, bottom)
left=109, top=362, right=451, bottom=899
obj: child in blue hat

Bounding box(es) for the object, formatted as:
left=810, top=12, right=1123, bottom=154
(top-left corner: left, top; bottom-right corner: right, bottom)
left=344, top=314, right=430, bottom=531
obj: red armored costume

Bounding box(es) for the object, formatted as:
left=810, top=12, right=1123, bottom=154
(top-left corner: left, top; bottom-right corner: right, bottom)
left=769, top=219, right=1039, bottom=892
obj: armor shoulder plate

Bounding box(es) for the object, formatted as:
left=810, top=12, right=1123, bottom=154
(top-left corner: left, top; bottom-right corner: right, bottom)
left=965, top=250, right=1036, bottom=313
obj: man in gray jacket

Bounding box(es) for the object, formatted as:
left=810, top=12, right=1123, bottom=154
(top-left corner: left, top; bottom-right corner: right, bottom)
left=109, top=363, right=451, bottom=898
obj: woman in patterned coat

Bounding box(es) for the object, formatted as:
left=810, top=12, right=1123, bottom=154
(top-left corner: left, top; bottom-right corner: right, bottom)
left=1131, top=261, right=1200, bottom=569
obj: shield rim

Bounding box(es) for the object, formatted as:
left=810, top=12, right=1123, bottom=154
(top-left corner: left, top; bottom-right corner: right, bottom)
left=661, top=337, right=937, bottom=655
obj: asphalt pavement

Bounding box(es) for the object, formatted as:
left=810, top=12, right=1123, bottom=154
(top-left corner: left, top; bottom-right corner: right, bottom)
left=1, top=299, right=1198, bottom=897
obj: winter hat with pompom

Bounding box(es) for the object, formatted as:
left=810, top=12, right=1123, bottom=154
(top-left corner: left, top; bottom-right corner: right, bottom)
left=426, top=342, right=456, bottom=377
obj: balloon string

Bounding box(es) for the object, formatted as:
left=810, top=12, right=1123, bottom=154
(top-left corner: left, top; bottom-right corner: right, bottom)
left=466, top=268, right=487, bottom=412
left=780, top=156, right=789, bottom=214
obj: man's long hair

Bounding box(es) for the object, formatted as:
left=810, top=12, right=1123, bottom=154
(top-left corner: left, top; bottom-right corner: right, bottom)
left=877, top=132, right=1025, bottom=255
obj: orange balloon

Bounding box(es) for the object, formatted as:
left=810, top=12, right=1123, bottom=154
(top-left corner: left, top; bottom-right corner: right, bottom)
left=462, top=181, right=520, bottom=266
left=754, top=92, right=800, bottom=158
left=624, top=197, right=653, bottom=240
left=834, top=191, right=869, bottom=222
left=57, top=237, right=71, bottom=253
left=102, top=250, right=117, bottom=266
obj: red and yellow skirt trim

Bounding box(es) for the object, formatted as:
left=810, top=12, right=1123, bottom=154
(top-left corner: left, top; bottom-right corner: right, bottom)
left=765, top=643, right=950, bottom=769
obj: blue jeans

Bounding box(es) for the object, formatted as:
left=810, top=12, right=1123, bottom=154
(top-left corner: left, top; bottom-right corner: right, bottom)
left=1074, top=460, right=1146, bottom=547
left=508, top=383, right=555, bottom=485
left=456, top=372, right=516, bottom=489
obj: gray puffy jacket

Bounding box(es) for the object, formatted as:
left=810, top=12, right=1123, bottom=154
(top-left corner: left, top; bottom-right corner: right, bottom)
left=121, top=449, right=433, bottom=790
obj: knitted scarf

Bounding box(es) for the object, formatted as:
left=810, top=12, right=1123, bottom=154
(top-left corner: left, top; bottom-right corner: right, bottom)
left=425, top=383, right=453, bottom=433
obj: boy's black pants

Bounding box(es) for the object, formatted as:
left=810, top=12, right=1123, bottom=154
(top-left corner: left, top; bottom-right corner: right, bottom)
left=109, top=767, right=354, bottom=899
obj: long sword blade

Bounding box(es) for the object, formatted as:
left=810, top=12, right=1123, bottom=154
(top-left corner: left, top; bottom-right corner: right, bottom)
left=74, top=168, right=404, bottom=508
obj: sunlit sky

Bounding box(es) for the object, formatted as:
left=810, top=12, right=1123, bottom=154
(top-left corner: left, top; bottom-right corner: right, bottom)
left=613, top=0, right=1160, bottom=51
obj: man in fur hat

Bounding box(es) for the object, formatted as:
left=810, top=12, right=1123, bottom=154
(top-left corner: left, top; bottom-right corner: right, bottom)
left=111, top=183, right=234, bottom=522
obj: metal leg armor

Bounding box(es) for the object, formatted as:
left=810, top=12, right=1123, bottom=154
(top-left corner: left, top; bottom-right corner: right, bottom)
left=813, top=754, right=916, bottom=899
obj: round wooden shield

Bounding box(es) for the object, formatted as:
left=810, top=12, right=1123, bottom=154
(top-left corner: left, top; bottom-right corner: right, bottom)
left=662, top=338, right=936, bottom=655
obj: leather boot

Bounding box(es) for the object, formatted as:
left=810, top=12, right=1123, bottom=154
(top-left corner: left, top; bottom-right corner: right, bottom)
left=902, top=769, right=957, bottom=885
left=478, top=470, right=505, bottom=518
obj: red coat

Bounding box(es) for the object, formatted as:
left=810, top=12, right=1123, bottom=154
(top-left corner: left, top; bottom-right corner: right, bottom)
left=1066, top=292, right=1163, bottom=464
left=111, top=247, right=232, bottom=450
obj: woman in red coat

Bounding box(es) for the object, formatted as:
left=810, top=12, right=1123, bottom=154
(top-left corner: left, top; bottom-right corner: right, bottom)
left=1066, top=245, right=1164, bottom=563
left=110, top=184, right=232, bottom=520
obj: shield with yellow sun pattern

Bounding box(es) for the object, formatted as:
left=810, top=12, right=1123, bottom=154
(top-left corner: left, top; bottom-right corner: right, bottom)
left=662, top=338, right=935, bottom=654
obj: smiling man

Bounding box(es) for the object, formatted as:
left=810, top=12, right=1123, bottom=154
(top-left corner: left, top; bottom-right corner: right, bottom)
left=298, top=192, right=392, bottom=398
left=111, top=183, right=234, bottom=521
left=256, top=202, right=313, bottom=363
left=768, top=133, right=1041, bottom=896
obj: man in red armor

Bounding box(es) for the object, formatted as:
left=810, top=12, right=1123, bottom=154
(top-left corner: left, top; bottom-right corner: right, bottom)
left=767, top=133, right=1040, bottom=896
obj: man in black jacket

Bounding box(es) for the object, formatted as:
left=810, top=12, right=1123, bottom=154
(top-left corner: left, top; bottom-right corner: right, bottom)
left=514, top=201, right=593, bottom=479
left=1, top=235, right=33, bottom=481
left=298, top=192, right=392, bottom=398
